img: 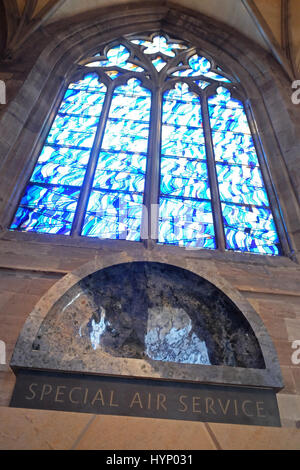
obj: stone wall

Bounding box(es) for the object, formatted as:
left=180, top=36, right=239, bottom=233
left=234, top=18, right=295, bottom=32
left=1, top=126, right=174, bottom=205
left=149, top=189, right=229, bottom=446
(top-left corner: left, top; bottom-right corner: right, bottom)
left=0, top=1, right=299, bottom=450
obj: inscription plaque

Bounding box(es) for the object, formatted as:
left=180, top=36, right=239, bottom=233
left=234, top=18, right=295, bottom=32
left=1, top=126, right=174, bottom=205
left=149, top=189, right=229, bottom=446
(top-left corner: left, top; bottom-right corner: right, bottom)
left=10, top=369, right=281, bottom=427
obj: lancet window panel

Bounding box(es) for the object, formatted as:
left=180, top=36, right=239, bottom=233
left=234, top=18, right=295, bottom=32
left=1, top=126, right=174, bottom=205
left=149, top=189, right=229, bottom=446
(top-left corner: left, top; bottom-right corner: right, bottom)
left=10, top=32, right=284, bottom=256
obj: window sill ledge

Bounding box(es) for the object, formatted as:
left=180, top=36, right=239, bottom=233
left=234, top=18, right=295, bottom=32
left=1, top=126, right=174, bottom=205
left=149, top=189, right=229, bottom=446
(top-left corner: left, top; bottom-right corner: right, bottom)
left=0, top=229, right=297, bottom=269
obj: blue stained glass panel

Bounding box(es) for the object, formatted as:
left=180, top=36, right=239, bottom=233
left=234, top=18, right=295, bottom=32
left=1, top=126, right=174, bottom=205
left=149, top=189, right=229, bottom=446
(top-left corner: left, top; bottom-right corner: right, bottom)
left=102, top=132, right=149, bottom=153
left=204, top=72, right=231, bottom=83
left=69, top=73, right=105, bottom=92
left=172, top=55, right=231, bottom=82
left=217, top=164, right=265, bottom=189
left=109, top=95, right=151, bottom=122
left=208, top=89, right=250, bottom=135
left=161, top=157, right=208, bottom=177
left=34, top=146, right=90, bottom=167
left=101, top=120, right=149, bottom=154
left=222, top=202, right=281, bottom=255
left=164, top=82, right=200, bottom=103
left=31, top=146, right=90, bottom=187
left=161, top=176, right=211, bottom=199
left=114, top=79, right=151, bottom=97
left=46, top=115, right=98, bottom=148
left=59, top=88, right=106, bottom=117
left=102, top=119, right=149, bottom=141
left=152, top=57, right=167, bottom=71
left=101, top=81, right=151, bottom=153
left=31, top=160, right=86, bottom=188
left=87, top=45, right=143, bottom=72
left=102, top=45, right=130, bottom=66
left=160, top=158, right=211, bottom=199
left=224, top=226, right=280, bottom=256
left=159, top=198, right=216, bottom=248
left=209, top=106, right=250, bottom=134
left=208, top=87, right=243, bottom=108
left=82, top=191, right=143, bottom=241
left=172, top=54, right=211, bottom=77
left=85, top=190, right=142, bottom=213
left=217, top=179, right=269, bottom=207
left=161, top=125, right=205, bottom=146
left=14, top=184, right=79, bottom=211
left=131, top=35, right=186, bottom=57
left=105, top=70, right=123, bottom=80
left=222, top=203, right=279, bottom=234
left=93, top=170, right=146, bottom=193
left=10, top=184, right=80, bottom=235
left=95, top=151, right=147, bottom=173
left=211, top=131, right=259, bottom=166
left=161, top=139, right=206, bottom=160
left=160, top=198, right=214, bottom=224
left=216, top=163, right=269, bottom=207
left=10, top=207, right=75, bottom=235
left=163, top=98, right=203, bottom=128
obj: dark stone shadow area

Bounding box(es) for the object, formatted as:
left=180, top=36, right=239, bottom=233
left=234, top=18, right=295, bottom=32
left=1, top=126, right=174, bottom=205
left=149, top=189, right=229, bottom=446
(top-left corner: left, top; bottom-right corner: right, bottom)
left=33, top=262, right=265, bottom=369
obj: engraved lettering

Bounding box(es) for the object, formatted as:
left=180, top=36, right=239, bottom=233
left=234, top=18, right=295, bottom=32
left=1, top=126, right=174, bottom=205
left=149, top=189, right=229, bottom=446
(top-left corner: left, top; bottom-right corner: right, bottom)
left=156, top=393, right=167, bottom=411
left=25, top=383, right=38, bottom=401
left=69, top=387, right=82, bottom=404
left=40, top=384, right=52, bottom=401
left=218, top=399, right=231, bottom=415
left=178, top=395, right=188, bottom=412
left=11, top=371, right=280, bottom=427
left=192, top=396, right=201, bottom=413
left=242, top=400, right=254, bottom=417
left=55, top=386, right=67, bottom=403
left=147, top=393, right=152, bottom=410
left=205, top=397, right=216, bottom=415
left=130, top=392, right=143, bottom=409
left=109, top=391, right=119, bottom=407
left=91, top=389, right=105, bottom=406
left=256, top=401, right=266, bottom=418
left=84, top=388, right=89, bottom=405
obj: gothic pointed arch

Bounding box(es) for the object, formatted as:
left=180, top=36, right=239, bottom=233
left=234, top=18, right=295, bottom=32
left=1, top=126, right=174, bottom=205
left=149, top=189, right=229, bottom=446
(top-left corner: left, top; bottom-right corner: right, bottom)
left=7, top=30, right=291, bottom=259
left=0, top=5, right=298, bottom=263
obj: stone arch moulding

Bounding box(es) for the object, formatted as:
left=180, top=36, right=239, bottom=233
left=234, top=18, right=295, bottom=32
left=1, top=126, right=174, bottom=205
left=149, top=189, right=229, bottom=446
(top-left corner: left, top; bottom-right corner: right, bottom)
left=0, top=3, right=299, bottom=258
left=10, top=252, right=283, bottom=391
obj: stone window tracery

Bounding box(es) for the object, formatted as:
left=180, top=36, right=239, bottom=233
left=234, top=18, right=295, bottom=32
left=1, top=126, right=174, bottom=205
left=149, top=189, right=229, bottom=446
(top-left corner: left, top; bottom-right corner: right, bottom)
left=10, top=32, right=283, bottom=256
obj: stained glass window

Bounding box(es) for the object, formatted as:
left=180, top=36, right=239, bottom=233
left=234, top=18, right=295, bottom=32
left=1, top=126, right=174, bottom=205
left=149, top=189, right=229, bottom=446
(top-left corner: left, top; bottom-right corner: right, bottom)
left=10, top=33, right=283, bottom=256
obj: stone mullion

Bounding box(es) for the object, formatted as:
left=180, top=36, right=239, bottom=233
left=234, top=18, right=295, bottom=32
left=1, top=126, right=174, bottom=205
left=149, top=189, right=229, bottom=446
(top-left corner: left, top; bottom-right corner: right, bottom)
left=201, top=91, right=226, bottom=252
left=142, top=85, right=163, bottom=246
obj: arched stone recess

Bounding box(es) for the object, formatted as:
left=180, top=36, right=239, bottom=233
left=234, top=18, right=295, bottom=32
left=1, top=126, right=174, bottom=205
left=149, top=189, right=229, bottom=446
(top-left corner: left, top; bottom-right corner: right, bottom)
left=10, top=252, right=283, bottom=390
left=0, top=3, right=299, bottom=256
